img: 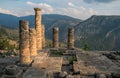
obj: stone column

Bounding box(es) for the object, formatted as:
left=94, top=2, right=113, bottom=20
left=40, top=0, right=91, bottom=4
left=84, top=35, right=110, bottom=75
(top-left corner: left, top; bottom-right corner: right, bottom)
left=68, top=28, right=74, bottom=49
left=34, top=8, right=42, bottom=51
left=41, top=24, right=45, bottom=48
left=29, top=28, right=37, bottom=59
left=19, top=20, right=31, bottom=65
left=53, top=27, right=59, bottom=48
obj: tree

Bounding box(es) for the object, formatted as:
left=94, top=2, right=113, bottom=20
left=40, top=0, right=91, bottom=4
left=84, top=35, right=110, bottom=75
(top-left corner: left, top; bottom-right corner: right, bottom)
left=83, top=43, right=89, bottom=51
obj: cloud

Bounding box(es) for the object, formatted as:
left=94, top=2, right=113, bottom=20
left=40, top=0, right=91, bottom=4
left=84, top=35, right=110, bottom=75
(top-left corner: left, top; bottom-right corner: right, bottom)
left=55, top=6, right=97, bottom=19
left=0, top=8, right=18, bottom=16
left=26, top=1, right=98, bottom=19
left=26, top=1, right=53, bottom=14
left=68, top=2, right=75, bottom=7
left=83, top=0, right=116, bottom=3
left=54, top=2, right=97, bottom=19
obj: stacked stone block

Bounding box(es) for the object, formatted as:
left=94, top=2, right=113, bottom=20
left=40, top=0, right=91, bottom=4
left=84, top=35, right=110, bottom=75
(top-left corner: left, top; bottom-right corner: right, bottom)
left=68, top=28, right=74, bottom=49
left=53, top=27, right=59, bottom=48
left=29, top=28, right=37, bottom=58
left=34, top=8, right=42, bottom=51
left=19, top=8, right=46, bottom=64
left=42, top=24, right=45, bottom=48
left=19, top=20, right=31, bottom=65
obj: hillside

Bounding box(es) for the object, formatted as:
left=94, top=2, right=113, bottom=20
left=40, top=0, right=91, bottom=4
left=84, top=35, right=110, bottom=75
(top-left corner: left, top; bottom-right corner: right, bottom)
left=0, top=25, right=19, bottom=50
left=75, top=15, right=120, bottom=50
left=0, top=13, right=120, bottom=50
left=0, top=25, right=19, bottom=40
left=0, top=13, right=81, bottom=41
left=0, top=13, right=18, bottom=28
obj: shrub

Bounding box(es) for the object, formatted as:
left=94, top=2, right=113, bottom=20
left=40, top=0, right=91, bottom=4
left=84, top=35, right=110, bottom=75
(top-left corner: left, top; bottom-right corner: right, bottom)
left=69, top=57, right=77, bottom=64
left=83, top=43, right=89, bottom=51
left=0, top=39, right=14, bottom=50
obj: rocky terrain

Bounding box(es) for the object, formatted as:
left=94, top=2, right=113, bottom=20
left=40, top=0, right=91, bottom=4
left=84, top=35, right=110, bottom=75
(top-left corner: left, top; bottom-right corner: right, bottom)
left=0, top=49, right=120, bottom=78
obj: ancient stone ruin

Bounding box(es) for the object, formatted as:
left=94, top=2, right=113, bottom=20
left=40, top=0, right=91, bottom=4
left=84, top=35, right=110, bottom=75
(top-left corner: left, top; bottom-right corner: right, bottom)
left=19, top=8, right=75, bottom=65
left=68, top=28, right=74, bottom=49
left=29, top=28, right=37, bottom=59
left=53, top=27, right=59, bottom=48
left=19, top=8, right=47, bottom=65
left=34, top=8, right=42, bottom=51
left=0, top=8, right=120, bottom=78
left=19, top=20, right=31, bottom=65
left=42, top=24, right=45, bottom=48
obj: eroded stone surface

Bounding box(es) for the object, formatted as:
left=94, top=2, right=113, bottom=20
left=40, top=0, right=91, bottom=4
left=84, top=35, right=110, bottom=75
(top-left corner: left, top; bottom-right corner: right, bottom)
left=76, top=51, right=120, bottom=74
left=42, top=24, right=45, bottom=48
left=68, top=28, right=74, bottom=49
left=23, top=67, right=46, bottom=78
left=53, top=27, right=59, bottom=48
left=23, top=51, right=62, bottom=78
left=34, top=8, right=42, bottom=51
left=29, top=28, right=37, bottom=59
left=1, top=50, right=120, bottom=78
left=19, top=20, right=31, bottom=65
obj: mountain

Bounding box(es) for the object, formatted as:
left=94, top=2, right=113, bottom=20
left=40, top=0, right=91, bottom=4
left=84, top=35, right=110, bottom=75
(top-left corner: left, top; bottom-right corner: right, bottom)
left=75, top=15, right=120, bottom=50
left=0, top=13, right=18, bottom=28
left=0, top=13, right=120, bottom=50
left=0, top=13, right=81, bottom=41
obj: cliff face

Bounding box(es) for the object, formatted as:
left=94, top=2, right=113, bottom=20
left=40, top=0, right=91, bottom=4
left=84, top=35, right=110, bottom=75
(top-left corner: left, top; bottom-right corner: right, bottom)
left=75, top=15, right=120, bottom=50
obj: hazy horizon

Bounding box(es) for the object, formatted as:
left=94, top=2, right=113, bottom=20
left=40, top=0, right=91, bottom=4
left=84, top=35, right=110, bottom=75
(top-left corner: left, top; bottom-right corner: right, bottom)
left=0, top=0, right=120, bottom=20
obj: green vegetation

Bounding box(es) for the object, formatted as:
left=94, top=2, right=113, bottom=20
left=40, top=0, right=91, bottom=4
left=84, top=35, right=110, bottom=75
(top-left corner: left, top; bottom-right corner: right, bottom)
left=46, top=39, right=66, bottom=48
left=69, top=57, right=77, bottom=64
left=0, top=26, right=19, bottom=41
left=50, top=50, right=63, bottom=56
left=59, top=42, right=67, bottom=48
left=0, top=26, right=19, bottom=51
left=83, top=43, right=89, bottom=51
left=0, top=39, right=14, bottom=50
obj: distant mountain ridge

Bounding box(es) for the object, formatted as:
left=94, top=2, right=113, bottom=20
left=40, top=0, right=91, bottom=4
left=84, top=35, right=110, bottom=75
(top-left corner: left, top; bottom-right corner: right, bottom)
left=75, top=15, right=120, bottom=50
left=0, top=13, right=81, bottom=28
left=0, top=13, right=120, bottom=50
left=0, top=13, right=81, bottom=41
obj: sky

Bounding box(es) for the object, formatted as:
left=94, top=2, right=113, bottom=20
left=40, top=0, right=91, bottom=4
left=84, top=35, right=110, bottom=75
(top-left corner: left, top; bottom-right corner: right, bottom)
left=0, top=0, right=120, bottom=20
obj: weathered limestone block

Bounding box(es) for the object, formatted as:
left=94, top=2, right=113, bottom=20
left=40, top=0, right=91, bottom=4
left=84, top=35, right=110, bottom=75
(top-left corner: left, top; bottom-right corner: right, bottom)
left=19, top=20, right=31, bottom=65
left=68, top=28, right=74, bottom=49
left=34, top=8, right=42, bottom=50
left=53, top=27, right=59, bottom=48
left=41, top=24, right=45, bottom=48
left=29, top=28, right=37, bottom=58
